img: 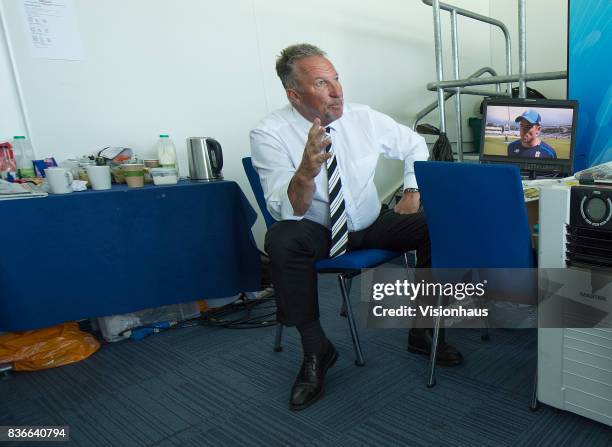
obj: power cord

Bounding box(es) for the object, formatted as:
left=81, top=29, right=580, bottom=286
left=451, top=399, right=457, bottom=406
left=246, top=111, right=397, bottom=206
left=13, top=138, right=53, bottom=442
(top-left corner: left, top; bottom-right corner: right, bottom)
left=200, top=289, right=278, bottom=329
left=85, top=289, right=278, bottom=343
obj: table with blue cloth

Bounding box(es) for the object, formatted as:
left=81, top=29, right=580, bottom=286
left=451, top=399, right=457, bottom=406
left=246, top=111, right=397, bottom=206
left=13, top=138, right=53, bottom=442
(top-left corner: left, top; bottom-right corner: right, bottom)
left=0, top=180, right=261, bottom=332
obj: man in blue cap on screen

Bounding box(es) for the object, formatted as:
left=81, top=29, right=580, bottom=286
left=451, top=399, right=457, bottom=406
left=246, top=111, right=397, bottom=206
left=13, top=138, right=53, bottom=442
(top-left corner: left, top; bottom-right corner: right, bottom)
left=507, top=109, right=557, bottom=159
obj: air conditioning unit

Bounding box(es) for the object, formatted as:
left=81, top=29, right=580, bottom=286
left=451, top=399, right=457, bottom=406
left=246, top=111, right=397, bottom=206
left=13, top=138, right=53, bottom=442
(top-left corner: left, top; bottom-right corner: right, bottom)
left=538, top=185, right=612, bottom=427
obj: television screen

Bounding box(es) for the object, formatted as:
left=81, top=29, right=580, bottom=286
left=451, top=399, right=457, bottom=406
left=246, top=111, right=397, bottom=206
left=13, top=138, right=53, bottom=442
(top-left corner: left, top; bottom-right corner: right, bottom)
left=480, top=98, right=578, bottom=176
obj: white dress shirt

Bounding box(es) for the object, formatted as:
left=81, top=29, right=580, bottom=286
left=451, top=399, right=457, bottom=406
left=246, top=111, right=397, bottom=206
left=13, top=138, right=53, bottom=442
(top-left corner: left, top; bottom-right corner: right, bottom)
left=250, top=103, right=429, bottom=232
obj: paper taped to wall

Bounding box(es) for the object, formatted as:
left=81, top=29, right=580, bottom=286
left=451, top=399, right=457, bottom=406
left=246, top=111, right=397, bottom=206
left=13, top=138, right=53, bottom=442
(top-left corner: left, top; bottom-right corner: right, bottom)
left=20, top=0, right=84, bottom=60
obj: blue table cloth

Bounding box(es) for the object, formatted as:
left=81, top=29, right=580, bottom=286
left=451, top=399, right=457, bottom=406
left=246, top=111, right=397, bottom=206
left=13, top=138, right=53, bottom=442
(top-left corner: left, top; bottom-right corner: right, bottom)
left=0, top=180, right=261, bottom=331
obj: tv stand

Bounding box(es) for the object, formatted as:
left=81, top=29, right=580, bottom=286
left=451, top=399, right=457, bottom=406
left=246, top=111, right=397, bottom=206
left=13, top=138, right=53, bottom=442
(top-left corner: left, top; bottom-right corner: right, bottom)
left=520, top=169, right=566, bottom=181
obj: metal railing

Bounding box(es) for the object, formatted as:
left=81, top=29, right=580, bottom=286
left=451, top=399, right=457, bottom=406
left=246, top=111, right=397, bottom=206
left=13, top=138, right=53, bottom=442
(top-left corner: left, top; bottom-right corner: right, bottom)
left=419, top=0, right=567, bottom=161
left=413, top=66, right=506, bottom=131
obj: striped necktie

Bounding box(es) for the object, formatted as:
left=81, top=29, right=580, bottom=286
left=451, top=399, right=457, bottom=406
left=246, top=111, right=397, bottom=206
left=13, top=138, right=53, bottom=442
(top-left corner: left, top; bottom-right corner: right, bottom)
left=325, top=127, right=348, bottom=258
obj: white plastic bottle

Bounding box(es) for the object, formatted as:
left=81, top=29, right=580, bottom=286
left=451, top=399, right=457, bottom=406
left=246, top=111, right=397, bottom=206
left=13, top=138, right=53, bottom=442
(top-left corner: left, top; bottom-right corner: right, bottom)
left=157, top=134, right=177, bottom=170
left=13, top=136, right=36, bottom=178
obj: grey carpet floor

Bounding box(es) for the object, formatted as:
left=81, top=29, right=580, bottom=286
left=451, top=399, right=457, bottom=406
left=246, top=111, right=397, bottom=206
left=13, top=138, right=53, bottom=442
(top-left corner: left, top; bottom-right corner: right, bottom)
left=1, top=273, right=611, bottom=447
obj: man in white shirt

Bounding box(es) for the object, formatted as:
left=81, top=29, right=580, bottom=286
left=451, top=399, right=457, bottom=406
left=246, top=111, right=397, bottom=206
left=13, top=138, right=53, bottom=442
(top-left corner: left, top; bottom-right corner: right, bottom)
left=250, top=43, right=462, bottom=411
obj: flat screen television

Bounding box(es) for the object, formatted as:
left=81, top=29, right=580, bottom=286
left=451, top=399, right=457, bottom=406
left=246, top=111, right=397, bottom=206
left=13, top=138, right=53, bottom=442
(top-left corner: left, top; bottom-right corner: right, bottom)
left=479, top=98, right=578, bottom=178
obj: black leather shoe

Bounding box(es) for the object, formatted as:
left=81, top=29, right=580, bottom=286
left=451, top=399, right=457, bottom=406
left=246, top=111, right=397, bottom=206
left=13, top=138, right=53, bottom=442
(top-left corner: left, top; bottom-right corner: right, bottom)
left=289, top=341, right=338, bottom=411
left=408, top=329, right=464, bottom=366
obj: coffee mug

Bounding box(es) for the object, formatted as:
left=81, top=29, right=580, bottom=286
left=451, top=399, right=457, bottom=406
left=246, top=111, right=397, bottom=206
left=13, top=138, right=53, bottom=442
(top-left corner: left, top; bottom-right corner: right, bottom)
left=86, top=165, right=111, bottom=190
left=45, top=167, right=74, bottom=194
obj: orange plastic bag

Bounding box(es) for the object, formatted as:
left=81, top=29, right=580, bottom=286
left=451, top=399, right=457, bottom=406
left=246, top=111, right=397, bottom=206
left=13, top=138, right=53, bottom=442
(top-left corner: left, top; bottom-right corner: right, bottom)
left=0, top=322, right=100, bottom=371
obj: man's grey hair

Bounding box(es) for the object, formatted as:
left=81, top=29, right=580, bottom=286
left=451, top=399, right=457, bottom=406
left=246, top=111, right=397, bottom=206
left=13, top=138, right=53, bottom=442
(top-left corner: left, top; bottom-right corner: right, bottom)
left=276, top=43, right=327, bottom=90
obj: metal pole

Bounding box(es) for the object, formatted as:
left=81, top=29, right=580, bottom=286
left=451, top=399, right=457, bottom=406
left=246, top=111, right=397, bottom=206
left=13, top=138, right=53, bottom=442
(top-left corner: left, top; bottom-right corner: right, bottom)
left=423, top=0, right=510, bottom=30
left=432, top=0, right=446, bottom=133
left=422, top=1, right=513, bottom=94
left=414, top=90, right=511, bottom=131
left=447, top=88, right=511, bottom=97
left=413, top=67, right=503, bottom=130
left=518, top=0, right=527, bottom=98
left=466, top=66, right=499, bottom=78
left=504, top=17, right=512, bottom=95
left=426, top=70, right=567, bottom=90
left=450, top=9, right=463, bottom=160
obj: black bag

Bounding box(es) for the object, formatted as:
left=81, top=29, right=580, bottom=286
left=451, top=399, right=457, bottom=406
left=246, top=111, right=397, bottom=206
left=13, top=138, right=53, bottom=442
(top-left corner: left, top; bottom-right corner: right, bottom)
left=431, top=132, right=454, bottom=162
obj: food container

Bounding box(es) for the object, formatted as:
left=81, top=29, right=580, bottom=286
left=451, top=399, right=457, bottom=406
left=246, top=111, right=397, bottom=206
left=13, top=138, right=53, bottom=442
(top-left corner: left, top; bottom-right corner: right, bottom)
left=122, top=163, right=145, bottom=188
left=77, top=160, right=95, bottom=184
left=111, top=166, right=125, bottom=184
left=150, top=167, right=178, bottom=185
left=144, top=159, right=159, bottom=183
left=143, top=168, right=153, bottom=184
left=62, top=158, right=81, bottom=179
left=143, top=159, right=160, bottom=168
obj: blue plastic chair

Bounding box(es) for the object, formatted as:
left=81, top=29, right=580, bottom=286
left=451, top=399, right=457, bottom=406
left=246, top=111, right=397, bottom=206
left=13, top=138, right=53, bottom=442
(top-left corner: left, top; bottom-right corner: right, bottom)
left=243, top=157, right=407, bottom=366
left=415, top=161, right=536, bottom=387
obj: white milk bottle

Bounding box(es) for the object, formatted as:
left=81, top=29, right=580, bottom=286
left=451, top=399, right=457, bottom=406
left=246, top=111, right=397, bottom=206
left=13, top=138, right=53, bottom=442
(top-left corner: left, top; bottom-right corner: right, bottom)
left=157, top=134, right=177, bottom=170
left=13, top=136, right=36, bottom=178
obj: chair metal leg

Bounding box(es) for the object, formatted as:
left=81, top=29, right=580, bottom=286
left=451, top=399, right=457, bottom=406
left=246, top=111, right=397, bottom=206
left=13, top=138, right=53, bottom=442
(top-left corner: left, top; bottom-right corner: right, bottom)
left=339, top=277, right=352, bottom=318
left=0, top=363, right=12, bottom=381
left=427, top=312, right=442, bottom=387
left=339, top=301, right=348, bottom=317
left=481, top=327, right=490, bottom=341
left=273, top=324, right=283, bottom=352
left=481, top=314, right=490, bottom=341
left=338, top=273, right=366, bottom=367
left=480, top=295, right=490, bottom=341
left=530, top=369, right=539, bottom=411
left=427, top=293, right=443, bottom=388
left=403, top=251, right=416, bottom=269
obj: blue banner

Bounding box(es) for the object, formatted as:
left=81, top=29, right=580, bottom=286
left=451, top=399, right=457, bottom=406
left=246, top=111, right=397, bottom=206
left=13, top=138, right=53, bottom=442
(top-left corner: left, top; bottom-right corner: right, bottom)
left=569, top=0, right=612, bottom=171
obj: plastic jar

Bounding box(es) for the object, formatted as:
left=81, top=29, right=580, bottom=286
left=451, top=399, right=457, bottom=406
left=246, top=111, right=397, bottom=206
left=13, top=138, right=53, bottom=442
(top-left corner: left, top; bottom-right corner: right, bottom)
left=150, top=167, right=178, bottom=185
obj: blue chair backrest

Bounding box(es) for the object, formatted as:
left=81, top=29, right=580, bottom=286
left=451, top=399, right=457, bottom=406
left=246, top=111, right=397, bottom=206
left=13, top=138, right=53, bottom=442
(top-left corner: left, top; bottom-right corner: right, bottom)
left=243, top=158, right=403, bottom=273
left=242, top=157, right=277, bottom=229
left=415, top=161, right=535, bottom=269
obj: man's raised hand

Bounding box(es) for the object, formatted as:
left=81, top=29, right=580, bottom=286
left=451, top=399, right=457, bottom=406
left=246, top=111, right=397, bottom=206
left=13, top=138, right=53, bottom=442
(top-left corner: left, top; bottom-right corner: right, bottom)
left=297, top=118, right=332, bottom=179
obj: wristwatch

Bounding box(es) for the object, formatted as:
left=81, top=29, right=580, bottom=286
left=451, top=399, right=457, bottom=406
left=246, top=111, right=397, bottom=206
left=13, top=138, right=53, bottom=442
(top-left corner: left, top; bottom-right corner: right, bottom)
left=404, top=188, right=419, bottom=193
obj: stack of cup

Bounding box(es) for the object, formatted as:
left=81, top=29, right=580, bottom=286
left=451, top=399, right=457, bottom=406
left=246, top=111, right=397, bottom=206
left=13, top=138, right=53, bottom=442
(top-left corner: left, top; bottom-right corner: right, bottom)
left=122, top=163, right=145, bottom=188
left=143, top=159, right=160, bottom=184
left=144, top=159, right=160, bottom=168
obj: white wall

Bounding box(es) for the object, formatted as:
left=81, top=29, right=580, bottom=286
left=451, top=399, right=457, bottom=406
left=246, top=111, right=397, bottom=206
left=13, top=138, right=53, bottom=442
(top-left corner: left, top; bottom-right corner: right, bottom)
left=0, top=0, right=496, bottom=247
left=0, top=5, right=26, bottom=138
left=489, top=0, right=568, bottom=99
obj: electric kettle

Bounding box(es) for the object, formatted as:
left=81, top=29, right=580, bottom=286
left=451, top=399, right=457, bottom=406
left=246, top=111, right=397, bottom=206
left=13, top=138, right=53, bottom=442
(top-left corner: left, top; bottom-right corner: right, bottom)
left=186, top=137, right=223, bottom=181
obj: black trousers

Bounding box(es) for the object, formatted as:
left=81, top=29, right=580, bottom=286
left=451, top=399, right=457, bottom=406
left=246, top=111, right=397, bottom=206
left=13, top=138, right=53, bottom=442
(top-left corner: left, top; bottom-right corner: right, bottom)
left=264, top=208, right=431, bottom=327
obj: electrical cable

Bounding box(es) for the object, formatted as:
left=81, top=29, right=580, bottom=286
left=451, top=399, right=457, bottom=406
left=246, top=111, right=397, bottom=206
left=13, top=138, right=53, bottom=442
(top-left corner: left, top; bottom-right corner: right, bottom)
left=86, top=289, right=278, bottom=345
left=199, top=290, right=278, bottom=329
